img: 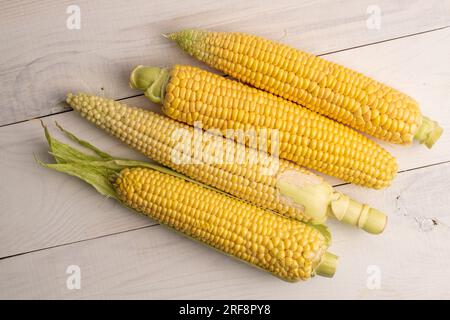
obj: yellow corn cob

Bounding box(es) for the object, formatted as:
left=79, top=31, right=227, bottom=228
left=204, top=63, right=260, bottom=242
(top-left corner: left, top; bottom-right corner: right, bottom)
left=129, top=65, right=397, bottom=189
left=38, top=125, right=338, bottom=281
left=67, top=93, right=387, bottom=234
left=167, top=29, right=442, bottom=148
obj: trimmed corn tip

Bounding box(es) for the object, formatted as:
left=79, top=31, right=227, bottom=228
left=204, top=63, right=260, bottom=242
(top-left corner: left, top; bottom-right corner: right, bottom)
left=114, top=166, right=329, bottom=281
left=168, top=29, right=442, bottom=147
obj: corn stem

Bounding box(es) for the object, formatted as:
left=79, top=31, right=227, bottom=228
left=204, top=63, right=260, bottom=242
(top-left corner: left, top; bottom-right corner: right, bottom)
left=129, top=65, right=169, bottom=104
left=414, top=116, right=443, bottom=148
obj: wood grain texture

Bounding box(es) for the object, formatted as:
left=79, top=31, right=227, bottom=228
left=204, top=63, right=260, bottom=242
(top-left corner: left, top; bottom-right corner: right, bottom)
left=1, top=0, right=450, bottom=125
left=1, top=163, right=449, bottom=299
left=1, top=0, right=450, bottom=300
left=0, top=28, right=450, bottom=257
left=1, top=23, right=450, bottom=257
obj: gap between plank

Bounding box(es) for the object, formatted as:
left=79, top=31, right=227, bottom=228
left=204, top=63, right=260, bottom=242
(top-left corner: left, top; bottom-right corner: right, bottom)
left=0, top=94, right=145, bottom=129
left=0, top=224, right=159, bottom=261
left=331, top=160, right=450, bottom=188
left=320, top=25, right=450, bottom=56
left=0, top=24, right=449, bottom=129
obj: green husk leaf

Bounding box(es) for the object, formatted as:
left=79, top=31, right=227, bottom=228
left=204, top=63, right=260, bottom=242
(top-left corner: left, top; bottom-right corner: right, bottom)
left=42, top=120, right=107, bottom=164
left=309, top=223, right=332, bottom=245
left=55, top=122, right=113, bottom=160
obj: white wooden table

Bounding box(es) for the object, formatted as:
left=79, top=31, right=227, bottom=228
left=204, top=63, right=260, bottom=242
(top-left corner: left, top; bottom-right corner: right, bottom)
left=1, top=0, right=450, bottom=299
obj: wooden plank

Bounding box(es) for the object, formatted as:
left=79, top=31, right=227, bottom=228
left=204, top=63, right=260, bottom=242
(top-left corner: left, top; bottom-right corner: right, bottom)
left=1, top=162, right=449, bottom=299
left=1, top=27, right=450, bottom=258
left=1, top=0, right=450, bottom=126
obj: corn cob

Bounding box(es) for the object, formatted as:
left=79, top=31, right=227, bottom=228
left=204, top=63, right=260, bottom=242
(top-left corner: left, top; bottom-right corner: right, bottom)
left=38, top=124, right=338, bottom=281
left=67, top=93, right=387, bottom=234
left=129, top=64, right=397, bottom=189
left=167, top=29, right=443, bottom=148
